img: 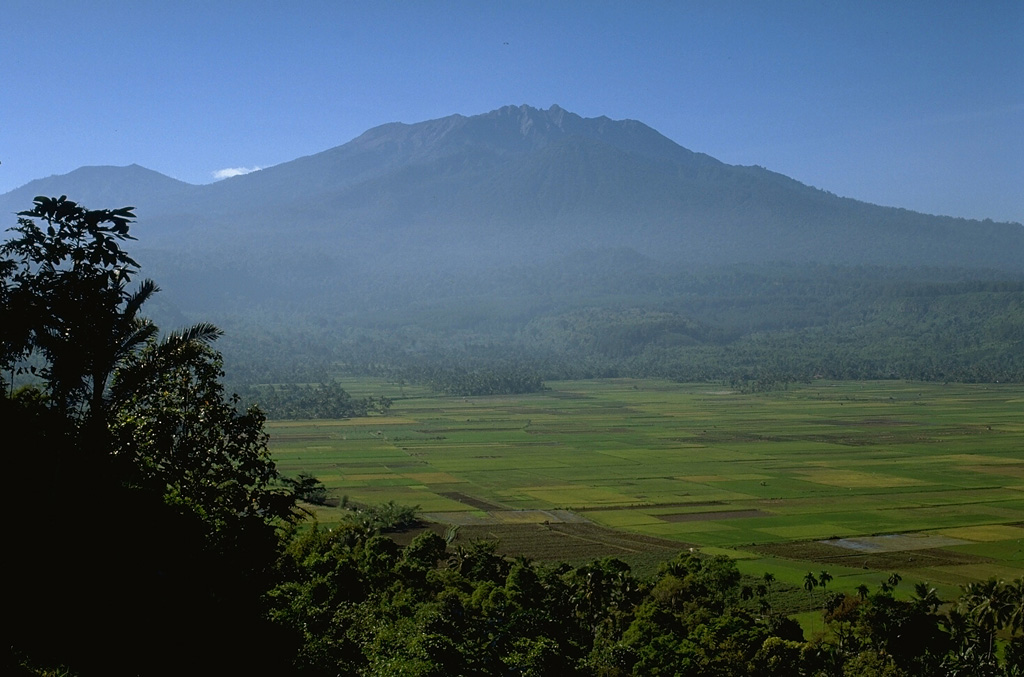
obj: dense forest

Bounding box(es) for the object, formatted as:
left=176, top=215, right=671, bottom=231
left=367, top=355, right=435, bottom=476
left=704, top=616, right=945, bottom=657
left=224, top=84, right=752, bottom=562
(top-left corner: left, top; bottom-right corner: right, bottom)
left=196, top=254, right=1024, bottom=413
left=4, top=198, right=1021, bottom=676
left=267, top=522, right=1023, bottom=676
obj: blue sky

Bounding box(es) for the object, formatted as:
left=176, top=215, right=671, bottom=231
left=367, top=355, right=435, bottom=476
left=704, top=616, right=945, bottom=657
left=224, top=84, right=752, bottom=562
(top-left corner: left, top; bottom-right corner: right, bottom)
left=2, top=1, right=1021, bottom=222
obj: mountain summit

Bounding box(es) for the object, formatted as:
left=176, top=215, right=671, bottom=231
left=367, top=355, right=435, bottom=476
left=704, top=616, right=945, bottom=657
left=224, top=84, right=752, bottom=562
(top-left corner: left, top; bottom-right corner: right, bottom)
left=2, top=105, right=1022, bottom=271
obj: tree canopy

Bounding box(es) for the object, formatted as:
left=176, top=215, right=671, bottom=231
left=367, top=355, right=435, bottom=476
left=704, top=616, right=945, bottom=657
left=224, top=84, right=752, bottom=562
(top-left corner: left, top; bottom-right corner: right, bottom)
left=2, top=197, right=303, bottom=674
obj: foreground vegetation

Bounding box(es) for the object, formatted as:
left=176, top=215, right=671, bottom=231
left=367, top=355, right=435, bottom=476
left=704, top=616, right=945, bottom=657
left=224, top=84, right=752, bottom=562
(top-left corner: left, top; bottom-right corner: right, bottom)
left=1, top=198, right=312, bottom=674
left=268, top=524, right=1022, bottom=675
left=4, top=197, right=1021, bottom=675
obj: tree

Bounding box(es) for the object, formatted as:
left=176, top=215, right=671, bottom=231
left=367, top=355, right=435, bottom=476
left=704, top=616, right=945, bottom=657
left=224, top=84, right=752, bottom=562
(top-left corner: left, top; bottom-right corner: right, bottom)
left=912, top=582, right=942, bottom=613
left=758, top=572, right=776, bottom=617
left=803, top=571, right=819, bottom=604
left=109, top=336, right=300, bottom=555
left=1006, top=578, right=1024, bottom=635
left=2, top=197, right=301, bottom=675
left=2, top=196, right=300, bottom=548
left=959, top=578, right=1019, bottom=663
left=283, top=471, right=329, bottom=505
left=1, top=196, right=149, bottom=420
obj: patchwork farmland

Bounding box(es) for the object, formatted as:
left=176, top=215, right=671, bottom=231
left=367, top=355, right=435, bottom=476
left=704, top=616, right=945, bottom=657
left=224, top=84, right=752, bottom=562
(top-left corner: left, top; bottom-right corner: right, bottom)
left=268, top=379, right=1024, bottom=596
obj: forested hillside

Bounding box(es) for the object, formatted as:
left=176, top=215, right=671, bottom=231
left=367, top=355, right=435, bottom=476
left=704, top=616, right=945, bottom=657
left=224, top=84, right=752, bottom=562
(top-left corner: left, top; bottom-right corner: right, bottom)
left=203, top=255, right=1024, bottom=405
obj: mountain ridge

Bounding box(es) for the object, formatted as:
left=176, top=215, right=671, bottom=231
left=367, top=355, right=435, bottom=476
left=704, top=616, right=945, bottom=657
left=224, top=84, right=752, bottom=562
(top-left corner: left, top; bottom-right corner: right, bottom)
left=2, top=104, right=1021, bottom=272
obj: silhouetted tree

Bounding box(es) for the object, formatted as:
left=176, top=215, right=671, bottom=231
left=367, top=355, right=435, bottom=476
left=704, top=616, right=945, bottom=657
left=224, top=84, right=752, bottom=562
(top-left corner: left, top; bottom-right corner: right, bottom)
left=2, top=197, right=301, bottom=675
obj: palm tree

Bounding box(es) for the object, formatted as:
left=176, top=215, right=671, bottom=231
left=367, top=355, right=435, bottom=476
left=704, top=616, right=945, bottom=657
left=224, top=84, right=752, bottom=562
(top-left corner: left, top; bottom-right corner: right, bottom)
left=802, top=571, right=820, bottom=635
left=960, top=578, right=1011, bottom=662
left=943, top=607, right=974, bottom=649
left=1005, top=577, right=1024, bottom=635
left=942, top=607, right=988, bottom=677
left=86, top=277, right=160, bottom=419
left=762, top=572, right=776, bottom=615
left=109, top=322, right=223, bottom=391
left=804, top=571, right=819, bottom=603
left=913, top=582, right=942, bottom=613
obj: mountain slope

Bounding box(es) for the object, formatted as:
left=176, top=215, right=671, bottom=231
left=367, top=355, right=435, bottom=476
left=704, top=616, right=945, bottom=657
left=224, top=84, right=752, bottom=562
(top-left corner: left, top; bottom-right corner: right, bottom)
left=3, top=106, right=1023, bottom=385
left=0, top=164, right=197, bottom=215
left=2, top=104, right=1022, bottom=271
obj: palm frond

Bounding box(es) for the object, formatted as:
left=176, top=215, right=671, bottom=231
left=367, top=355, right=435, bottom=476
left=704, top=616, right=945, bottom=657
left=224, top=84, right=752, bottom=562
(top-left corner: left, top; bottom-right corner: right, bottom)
left=163, top=322, right=224, bottom=348
left=119, top=318, right=159, bottom=354
left=123, top=278, right=160, bottom=319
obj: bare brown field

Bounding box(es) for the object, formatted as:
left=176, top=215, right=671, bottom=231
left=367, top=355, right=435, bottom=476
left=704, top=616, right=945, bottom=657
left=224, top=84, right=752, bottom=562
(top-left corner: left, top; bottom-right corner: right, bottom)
left=749, top=540, right=994, bottom=570
left=386, top=519, right=691, bottom=564
left=451, top=522, right=689, bottom=561
left=422, top=509, right=591, bottom=526
left=581, top=500, right=726, bottom=512
left=438, top=491, right=506, bottom=511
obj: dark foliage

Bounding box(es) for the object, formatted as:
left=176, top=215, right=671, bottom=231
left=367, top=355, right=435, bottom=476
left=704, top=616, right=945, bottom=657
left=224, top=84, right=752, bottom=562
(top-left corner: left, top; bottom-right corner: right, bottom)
left=2, top=197, right=303, bottom=675
left=266, top=525, right=1024, bottom=676
left=236, top=381, right=392, bottom=419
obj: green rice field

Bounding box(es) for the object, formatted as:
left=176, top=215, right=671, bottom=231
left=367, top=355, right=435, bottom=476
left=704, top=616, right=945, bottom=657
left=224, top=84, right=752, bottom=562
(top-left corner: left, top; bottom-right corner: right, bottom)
left=268, top=379, right=1024, bottom=595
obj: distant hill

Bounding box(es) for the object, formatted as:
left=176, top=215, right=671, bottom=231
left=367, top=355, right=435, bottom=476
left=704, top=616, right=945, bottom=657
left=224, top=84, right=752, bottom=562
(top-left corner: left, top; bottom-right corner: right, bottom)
left=0, top=164, right=198, bottom=217
left=3, top=104, right=1022, bottom=273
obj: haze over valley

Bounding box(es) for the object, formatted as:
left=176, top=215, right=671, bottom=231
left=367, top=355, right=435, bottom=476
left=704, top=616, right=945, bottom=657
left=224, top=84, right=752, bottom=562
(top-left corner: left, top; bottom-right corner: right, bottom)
left=4, top=104, right=1023, bottom=395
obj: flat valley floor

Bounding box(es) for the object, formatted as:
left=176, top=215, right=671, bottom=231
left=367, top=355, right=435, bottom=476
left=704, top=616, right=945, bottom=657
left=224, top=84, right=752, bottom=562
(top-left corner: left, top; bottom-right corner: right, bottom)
left=269, top=379, right=1024, bottom=597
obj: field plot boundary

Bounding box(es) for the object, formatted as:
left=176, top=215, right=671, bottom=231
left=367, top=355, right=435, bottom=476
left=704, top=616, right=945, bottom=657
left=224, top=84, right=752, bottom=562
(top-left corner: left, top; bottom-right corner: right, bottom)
left=659, top=509, right=770, bottom=522
left=423, top=509, right=592, bottom=526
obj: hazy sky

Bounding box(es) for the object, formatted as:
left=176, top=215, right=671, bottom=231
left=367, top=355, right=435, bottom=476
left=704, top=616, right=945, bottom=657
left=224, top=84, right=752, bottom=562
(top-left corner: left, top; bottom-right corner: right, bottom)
left=2, top=1, right=1022, bottom=222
